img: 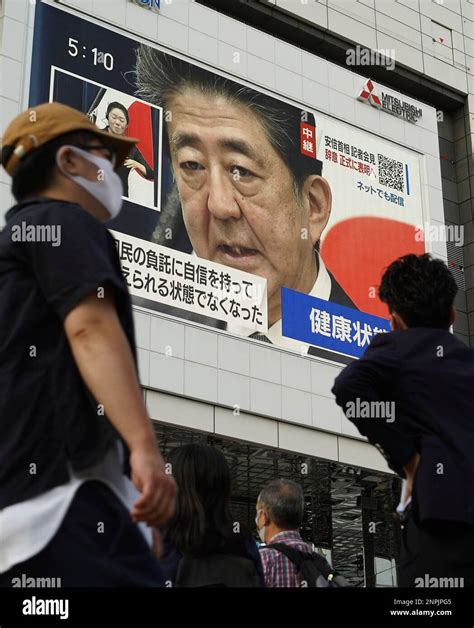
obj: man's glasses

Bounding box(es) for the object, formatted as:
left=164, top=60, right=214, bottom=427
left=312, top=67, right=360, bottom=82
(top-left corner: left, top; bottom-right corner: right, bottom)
left=74, top=144, right=117, bottom=167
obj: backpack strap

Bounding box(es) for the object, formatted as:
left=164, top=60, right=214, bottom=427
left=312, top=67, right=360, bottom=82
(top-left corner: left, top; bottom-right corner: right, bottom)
left=266, top=543, right=310, bottom=567
left=309, top=550, right=336, bottom=581
left=268, top=543, right=336, bottom=581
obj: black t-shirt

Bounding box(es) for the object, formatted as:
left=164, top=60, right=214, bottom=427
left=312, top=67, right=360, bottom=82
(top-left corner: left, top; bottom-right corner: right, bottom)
left=0, top=198, right=136, bottom=509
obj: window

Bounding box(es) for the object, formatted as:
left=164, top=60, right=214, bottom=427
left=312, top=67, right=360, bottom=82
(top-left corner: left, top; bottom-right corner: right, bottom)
left=430, top=20, right=454, bottom=63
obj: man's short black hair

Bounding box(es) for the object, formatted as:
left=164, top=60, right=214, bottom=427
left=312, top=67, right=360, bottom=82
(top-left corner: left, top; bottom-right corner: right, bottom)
left=11, top=130, right=99, bottom=202
left=379, top=253, right=458, bottom=329
left=135, top=45, right=323, bottom=200
left=258, top=479, right=304, bottom=530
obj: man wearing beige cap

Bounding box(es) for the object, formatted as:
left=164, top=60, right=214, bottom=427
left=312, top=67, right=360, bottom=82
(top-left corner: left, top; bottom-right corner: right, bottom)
left=0, top=102, right=175, bottom=586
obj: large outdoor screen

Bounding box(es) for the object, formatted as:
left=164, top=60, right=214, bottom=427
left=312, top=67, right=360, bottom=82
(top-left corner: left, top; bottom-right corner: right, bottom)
left=30, top=1, right=426, bottom=362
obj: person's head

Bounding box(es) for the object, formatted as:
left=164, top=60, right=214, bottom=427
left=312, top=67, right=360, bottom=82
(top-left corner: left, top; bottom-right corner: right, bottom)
left=136, top=47, right=331, bottom=325
left=256, top=479, right=304, bottom=544
left=379, top=253, right=457, bottom=330
left=1, top=102, right=137, bottom=221
left=106, top=102, right=129, bottom=136
left=165, top=443, right=235, bottom=553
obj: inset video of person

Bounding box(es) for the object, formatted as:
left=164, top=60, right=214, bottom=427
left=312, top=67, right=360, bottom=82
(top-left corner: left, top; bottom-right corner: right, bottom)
left=134, top=46, right=356, bottom=355
left=51, top=69, right=160, bottom=210
left=101, top=101, right=154, bottom=198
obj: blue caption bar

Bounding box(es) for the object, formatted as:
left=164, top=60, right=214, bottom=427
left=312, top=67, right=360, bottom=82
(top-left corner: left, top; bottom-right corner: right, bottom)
left=281, top=288, right=390, bottom=359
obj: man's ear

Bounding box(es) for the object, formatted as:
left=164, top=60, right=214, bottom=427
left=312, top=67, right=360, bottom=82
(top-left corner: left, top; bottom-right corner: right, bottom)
left=390, top=311, right=407, bottom=331
left=303, top=175, right=331, bottom=247
left=389, top=313, right=397, bottom=330
left=56, top=145, right=82, bottom=177
left=449, top=305, right=456, bottom=327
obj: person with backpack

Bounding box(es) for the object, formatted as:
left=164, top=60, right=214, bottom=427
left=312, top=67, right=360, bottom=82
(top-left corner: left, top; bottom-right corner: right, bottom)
left=256, top=479, right=348, bottom=588
left=158, top=443, right=264, bottom=587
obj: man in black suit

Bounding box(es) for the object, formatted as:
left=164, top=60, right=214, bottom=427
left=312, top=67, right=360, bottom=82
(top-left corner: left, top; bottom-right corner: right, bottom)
left=332, top=253, right=474, bottom=586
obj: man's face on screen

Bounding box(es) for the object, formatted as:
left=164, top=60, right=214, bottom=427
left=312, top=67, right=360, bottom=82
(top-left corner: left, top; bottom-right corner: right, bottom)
left=167, top=89, right=328, bottom=324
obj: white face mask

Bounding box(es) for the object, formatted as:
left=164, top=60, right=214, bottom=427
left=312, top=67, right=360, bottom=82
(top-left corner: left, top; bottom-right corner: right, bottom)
left=255, top=510, right=266, bottom=543
left=56, top=145, right=123, bottom=220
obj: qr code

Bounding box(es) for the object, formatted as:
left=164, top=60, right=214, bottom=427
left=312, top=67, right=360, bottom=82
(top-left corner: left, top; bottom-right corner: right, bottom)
left=378, top=154, right=404, bottom=192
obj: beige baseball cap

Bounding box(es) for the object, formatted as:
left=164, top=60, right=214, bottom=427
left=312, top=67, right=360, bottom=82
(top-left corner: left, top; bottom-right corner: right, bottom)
left=1, top=102, right=139, bottom=176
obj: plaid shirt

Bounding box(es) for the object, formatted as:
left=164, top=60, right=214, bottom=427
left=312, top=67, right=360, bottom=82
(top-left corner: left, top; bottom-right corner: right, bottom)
left=259, top=530, right=312, bottom=587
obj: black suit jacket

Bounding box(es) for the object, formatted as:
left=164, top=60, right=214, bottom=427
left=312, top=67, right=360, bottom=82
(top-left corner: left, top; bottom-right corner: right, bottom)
left=332, top=328, right=474, bottom=525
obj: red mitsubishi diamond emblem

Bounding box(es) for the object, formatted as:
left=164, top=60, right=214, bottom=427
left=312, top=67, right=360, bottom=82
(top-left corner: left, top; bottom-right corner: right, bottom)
left=358, top=79, right=382, bottom=108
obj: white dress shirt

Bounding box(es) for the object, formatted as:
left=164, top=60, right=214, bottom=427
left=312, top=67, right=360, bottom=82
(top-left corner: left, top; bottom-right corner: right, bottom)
left=0, top=441, right=152, bottom=575
left=227, top=253, right=332, bottom=353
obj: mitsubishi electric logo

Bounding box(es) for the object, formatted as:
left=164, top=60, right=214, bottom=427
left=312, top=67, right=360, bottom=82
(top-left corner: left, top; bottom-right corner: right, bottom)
left=358, top=80, right=422, bottom=124
left=358, top=79, right=382, bottom=108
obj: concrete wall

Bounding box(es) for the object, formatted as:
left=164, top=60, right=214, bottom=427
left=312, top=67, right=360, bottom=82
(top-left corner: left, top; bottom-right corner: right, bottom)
left=0, top=0, right=35, bottom=221
left=265, top=0, right=473, bottom=95
left=0, top=0, right=457, bottom=473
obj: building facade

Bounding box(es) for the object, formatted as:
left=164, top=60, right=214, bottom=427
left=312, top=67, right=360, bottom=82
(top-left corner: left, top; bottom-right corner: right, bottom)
left=1, top=0, right=472, bottom=586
